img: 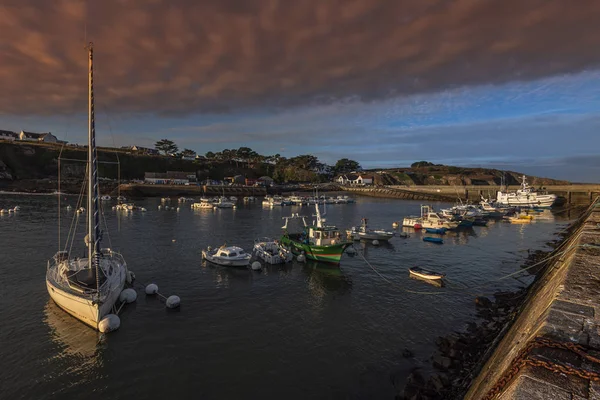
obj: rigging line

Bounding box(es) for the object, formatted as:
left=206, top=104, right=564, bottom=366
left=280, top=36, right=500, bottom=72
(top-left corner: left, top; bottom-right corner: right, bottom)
left=64, top=169, right=88, bottom=254
left=356, top=248, right=445, bottom=295
left=98, top=102, right=122, bottom=200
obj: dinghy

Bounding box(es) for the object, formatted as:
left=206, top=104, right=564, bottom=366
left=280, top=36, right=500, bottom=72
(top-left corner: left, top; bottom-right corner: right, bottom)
left=409, top=266, right=445, bottom=280
left=424, top=227, right=447, bottom=235
left=423, top=236, right=443, bottom=244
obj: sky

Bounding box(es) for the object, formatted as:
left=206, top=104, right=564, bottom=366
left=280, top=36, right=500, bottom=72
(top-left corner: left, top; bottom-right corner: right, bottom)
left=1, top=0, right=600, bottom=182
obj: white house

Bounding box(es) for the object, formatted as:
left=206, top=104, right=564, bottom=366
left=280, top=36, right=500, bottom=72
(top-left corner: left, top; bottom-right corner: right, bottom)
left=0, top=130, right=17, bottom=141
left=354, top=175, right=374, bottom=185
left=335, top=173, right=373, bottom=185
left=19, top=131, right=59, bottom=143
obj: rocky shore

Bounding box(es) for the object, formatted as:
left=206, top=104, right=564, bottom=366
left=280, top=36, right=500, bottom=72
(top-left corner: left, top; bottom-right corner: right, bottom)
left=393, top=221, right=580, bottom=400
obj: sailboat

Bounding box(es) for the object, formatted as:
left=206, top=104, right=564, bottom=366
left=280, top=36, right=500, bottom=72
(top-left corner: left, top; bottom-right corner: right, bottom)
left=46, top=43, right=129, bottom=332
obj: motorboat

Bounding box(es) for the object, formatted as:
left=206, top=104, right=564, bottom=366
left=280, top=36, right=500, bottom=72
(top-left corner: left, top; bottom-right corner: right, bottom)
left=402, top=216, right=423, bottom=229
left=215, top=197, right=235, bottom=208
left=46, top=43, right=130, bottom=332
left=347, top=218, right=394, bottom=241
left=117, top=195, right=127, bottom=202
left=419, top=205, right=459, bottom=230
left=243, top=196, right=256, bottom=202
left=100, top=195, right=111, bottom=201
left=230, top=196, right=238, bottom=202
left=409, top=267, right=445, bottom=280
left=178, top=197, right=194, bottom=202
left=262, top=195, right=284, bottom=207
left=496, top=175, right=557, bottom=208
left=253, top=238, right=293, bottom=264
left=423, top=236, right=444, bottom=244
left=114, top=203, right=146, bottom=212
left=191, top=199, right=214, bottom=209
left=161, top=197, right=171, bottom=203
left=202, top=245, right=251, bottom=267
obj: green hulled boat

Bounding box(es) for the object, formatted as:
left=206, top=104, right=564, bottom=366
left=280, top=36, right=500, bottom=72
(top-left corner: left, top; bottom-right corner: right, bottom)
left=280, top=202, right=352, bottom=264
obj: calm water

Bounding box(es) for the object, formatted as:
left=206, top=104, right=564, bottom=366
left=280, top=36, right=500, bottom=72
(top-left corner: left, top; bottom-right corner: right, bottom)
left=0, top=194, right=573, bottom=399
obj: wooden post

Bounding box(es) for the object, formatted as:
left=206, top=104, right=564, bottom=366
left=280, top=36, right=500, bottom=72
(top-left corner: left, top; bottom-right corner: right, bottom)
left=567, top=191, right=572, bottom=204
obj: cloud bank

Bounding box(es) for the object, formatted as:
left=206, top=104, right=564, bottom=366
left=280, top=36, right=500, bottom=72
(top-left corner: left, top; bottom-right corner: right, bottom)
left=2, top=0, right=600, bottom=115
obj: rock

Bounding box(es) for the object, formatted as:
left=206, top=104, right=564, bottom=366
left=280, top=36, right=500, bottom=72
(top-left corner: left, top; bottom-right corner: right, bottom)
left=475, top=296, right=493, bottom=308
left=402, top=348, right=415, bottom=358
left=432, top=353, right=452, bottom=370
left=429, top=374, right=447, bottom=392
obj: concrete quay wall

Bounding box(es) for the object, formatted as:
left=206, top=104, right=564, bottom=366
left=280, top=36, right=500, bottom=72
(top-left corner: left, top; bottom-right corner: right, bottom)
left=465, top=199, right=600, bottom=399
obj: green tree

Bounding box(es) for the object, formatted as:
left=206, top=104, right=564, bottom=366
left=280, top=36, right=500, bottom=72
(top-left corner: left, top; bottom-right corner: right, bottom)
left=411, top=161, right=434, bottom=168
left=334, top=158, right=361, bottom=173
left=181, top=148, right=196, bottom=158
left=154, top=139, right=178, bottom=155
left=290, top=154, right=319, bottom=170
left=205, top=151, right=215, bottom=159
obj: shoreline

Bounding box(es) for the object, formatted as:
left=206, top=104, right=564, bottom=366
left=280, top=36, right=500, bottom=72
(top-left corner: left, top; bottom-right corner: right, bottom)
left=395, top=208, right=586, bottom=399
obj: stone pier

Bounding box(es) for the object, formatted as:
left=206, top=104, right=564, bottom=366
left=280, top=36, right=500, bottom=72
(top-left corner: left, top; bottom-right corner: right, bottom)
left=465, top=198, right=600, bottom=399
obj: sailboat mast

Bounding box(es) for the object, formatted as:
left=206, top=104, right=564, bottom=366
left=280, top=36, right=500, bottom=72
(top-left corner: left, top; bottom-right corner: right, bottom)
left=87, top=42, right=101, bottom=282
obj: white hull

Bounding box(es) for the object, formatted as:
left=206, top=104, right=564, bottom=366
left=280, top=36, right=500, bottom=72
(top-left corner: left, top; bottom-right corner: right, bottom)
left=202, top=253, right=250, bottom=266
left=402, top=217, right=422, bottom=227
left=409, top=270, right=443, bottom=280
left=495, top=193, right=556, bottom=208
left=46, top=264, right=126, bottom=329
left=358, top=231, right=394, bottom=241
left=253, top=240, right=293, bottom=264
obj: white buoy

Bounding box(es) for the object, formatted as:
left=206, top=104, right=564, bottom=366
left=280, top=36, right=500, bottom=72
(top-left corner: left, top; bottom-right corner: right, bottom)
left=166, top=295, right=181, bottom=309
left=112, top=206, right=116, bottom=210
left=13, top=206, right=20, bottom=211
left=8, top=209, right=13, bottom=213
left=392, top=221, right=399, bottom=228
left=145, top=283, right=159, bottom=295
left=119, top=288, right=137, bottom=303
left=346, top=246, right=357, bottom=255
left=176, top=207, right=180, bottom=212
left=140, top=207, right=147, bottom=212
left=98, top=314, right=120, bottom=333
left=233, top=205, right=237, bottom=209
left=372, top=240, right=380, bottom=246
left=172, top=239, right=176, bottom=242
left=251, top=261, right=262, bottom=271
left=158, top=205, right=162, bottom=210
left=297, top=252, right=306, bottom=263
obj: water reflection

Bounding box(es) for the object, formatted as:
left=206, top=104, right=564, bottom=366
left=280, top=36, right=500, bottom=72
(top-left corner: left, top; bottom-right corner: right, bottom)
left=409, top=275, right=445, bottom=288
left=44, top=301, right=103, bottom=375
left=302, top=261, right=353, bottom=297
left=202, top=261, right=254, bottom=288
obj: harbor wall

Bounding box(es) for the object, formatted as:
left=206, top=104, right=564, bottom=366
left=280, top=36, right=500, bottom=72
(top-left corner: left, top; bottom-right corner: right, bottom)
left=464, top=198, right=600, bottom=399
left=118, top=183, right=267, bottom=197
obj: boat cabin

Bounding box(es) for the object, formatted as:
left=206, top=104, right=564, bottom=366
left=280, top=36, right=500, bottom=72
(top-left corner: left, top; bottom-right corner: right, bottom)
left=421, top=205, right=445, bottom=222
left=306, top=226, right=341, bottom=246
left=216, top=246, right=246, bottom=258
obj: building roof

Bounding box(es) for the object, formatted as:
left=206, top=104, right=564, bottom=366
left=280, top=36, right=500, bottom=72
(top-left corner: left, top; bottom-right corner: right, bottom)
left=21, top=131, right=51, bottom=139
left=0, top=130, right=17, bottom=137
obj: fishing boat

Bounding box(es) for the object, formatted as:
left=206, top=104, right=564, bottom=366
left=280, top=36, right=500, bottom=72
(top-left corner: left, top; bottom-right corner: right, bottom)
left=424, top=227, right=447, bottom=234
left=202, top=245, right=251, bottom=267
left=280, top=202, right=352, bottom=264
left=496, top=175, right=557, bottom=208
left=253, top=238, right=293, bottom=264
left=46, top=43, right=130, bottom=331
left=423, top=236, right=444, bottom=244
left=347, top=218, right=395, bottom=241
left=419, top=205, right=459, bottom=230
left=402, top=216, right=423, bottom=228
left=409, top=267, right=445, bottom=280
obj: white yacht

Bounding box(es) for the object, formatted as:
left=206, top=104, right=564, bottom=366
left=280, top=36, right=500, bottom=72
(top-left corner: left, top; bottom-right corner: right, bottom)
left=46, top=43, right=129, bottom=331
left=202, top=245, right=251, bottom=267
left=496, top=175, right=557, bottom=208
left=215, top=197, right=235, bottom=208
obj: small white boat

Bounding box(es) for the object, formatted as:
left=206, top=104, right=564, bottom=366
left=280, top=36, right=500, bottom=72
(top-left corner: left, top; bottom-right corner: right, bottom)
left=215, top=197, right=235, bottom=208
left=253, top=238, right=293, bottom=264
left=347, top=218, right=395, bottom=241
left=178, top=197, right=194, bottom=203
left=243, top=196, right=256, bottom=202
left=408, top=267, right=445, bottom=280
left=229, top=196, right=238, bottom=202
left=161, top=197, right=171, bottom=203
left=0, top=209, right=7, bottom=214
left=100, top=195, right=111, bottom=201
left=13, top=206, right=20, bottom=211
left=191, top=200, right=214, bottom=209
left=202, top=245, right=251, bottom=267
left=117, top=195, right=127, bottom=202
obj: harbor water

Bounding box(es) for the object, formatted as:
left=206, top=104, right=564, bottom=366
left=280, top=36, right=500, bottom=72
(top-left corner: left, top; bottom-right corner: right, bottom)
left=0, top=194, right=573, bottom=399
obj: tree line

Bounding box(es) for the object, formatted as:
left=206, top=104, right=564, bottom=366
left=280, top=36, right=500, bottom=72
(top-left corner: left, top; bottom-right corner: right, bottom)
left=154, top=139, right=361, bottom=181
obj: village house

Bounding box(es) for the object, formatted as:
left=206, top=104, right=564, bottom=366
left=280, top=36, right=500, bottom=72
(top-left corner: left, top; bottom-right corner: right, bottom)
left=0, top=130, right=18, bottom=141
left=334, top=173, right=374, bottom=186
left=18, top=131, right=61, bottom=143
left=126, top=145, right=160, bottom=155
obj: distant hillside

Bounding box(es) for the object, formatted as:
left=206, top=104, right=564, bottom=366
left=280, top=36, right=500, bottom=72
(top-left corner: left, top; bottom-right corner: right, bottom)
left=367, top=165, right=570, bottom=186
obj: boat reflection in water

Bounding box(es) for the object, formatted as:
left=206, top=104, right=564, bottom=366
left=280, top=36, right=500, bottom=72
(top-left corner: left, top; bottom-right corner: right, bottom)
left=409, top=274, right=445, bottom=288
left=44, top=300, right=103, bottom=381
left=302, top=260, right=353, bottom=299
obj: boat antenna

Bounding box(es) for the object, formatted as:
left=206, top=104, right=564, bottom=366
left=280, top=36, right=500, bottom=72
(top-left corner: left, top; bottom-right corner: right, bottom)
left=86, top=42, right=101, bottom=294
